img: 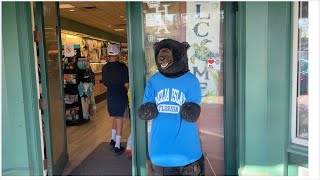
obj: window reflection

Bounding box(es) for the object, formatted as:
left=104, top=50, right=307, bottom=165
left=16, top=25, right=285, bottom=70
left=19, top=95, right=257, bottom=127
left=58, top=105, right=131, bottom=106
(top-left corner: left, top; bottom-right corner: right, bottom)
left=143, top=1, right=225, bottom=175
left=296, top=2, right=308, bottom=140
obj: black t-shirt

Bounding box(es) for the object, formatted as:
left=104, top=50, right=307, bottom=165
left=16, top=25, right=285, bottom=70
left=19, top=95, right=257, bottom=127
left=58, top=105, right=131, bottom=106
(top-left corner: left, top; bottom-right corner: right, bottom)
left=102, top=61, right=129, bottom=87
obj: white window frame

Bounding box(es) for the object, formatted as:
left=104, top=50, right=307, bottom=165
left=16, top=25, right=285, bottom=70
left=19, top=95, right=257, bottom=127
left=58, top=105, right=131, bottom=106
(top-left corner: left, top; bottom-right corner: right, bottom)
left=291, top=1, right=308, bottom=146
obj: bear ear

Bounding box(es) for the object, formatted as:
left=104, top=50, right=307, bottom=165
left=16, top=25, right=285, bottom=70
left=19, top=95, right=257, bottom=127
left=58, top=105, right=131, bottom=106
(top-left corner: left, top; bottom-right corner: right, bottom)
left=153, top=42, right=159, bottom=50
left=182, top=41, right=190, bottom=49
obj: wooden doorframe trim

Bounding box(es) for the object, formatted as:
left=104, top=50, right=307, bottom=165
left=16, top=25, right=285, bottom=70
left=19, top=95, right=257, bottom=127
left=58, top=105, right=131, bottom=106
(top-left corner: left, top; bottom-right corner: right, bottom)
left=35, top=2, right=55, bottom=175
left=55, top=1, right=69, bottom=174
left=35, top=2, right=69, bottom=175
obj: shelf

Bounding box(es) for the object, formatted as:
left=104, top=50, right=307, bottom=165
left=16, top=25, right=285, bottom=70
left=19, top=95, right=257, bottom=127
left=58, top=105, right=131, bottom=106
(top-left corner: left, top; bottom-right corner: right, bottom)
left=64, top=70, right=77, bottom=74
left=65, top=102, right=78, bottom=106
left=64, top=89, right=78, bottom=94
left=63, top=55, right=91, bottom=127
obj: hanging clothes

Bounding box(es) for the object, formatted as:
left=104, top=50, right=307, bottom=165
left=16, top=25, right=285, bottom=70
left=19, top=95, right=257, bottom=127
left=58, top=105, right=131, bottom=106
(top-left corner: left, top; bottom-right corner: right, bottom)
left=78, top=82, right=93, bottom=119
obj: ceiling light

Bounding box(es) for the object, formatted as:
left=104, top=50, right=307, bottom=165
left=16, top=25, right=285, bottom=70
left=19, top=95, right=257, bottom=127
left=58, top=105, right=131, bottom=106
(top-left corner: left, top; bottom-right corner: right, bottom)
left=61, top=29, right=107, bottom=41
left=69, top=9, right=75, bottom=12
left=59, top=4, right=75, bottom=9
left=120, top=16, right=125, bottom=18
left=114, top=29, right=125, bottom=31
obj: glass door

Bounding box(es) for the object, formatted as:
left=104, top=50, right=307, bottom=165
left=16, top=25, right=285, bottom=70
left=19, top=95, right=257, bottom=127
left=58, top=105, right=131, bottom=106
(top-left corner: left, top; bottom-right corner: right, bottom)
left=142, top=1, right=226, bottom=175
left=35, top=2, right=68, bottom=175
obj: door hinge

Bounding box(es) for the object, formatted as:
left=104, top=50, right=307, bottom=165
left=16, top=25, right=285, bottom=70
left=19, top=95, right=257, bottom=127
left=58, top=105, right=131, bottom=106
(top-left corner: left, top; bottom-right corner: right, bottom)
left=43, top=159, right=51, bottom=170
left=33, top=30, right=42, bottom=42
left=39, top=98, right=47, bottom=110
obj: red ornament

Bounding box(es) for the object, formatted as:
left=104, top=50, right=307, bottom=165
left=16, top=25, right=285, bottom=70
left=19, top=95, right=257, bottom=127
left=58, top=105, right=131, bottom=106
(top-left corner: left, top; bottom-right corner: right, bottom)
left=208, top=59, right=215, bottom=64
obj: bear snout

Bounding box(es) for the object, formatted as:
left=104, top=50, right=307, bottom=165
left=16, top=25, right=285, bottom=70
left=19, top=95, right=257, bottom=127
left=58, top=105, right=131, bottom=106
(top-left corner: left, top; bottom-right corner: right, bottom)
left=159, top=56, right=166, bottom=61
left=157, top=48, right=174, bottom=69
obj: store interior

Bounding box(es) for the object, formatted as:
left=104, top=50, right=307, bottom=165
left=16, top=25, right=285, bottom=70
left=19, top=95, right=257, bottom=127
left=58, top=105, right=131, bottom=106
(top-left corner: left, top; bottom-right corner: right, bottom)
left=53, top=2, right=131, bottom=175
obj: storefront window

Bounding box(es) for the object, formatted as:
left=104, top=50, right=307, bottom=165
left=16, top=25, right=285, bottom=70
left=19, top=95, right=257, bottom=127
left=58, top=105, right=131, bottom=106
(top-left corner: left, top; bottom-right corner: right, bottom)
left=292, top=2, right=308, bottom=145
left=143, top=1, right=225, bottom=175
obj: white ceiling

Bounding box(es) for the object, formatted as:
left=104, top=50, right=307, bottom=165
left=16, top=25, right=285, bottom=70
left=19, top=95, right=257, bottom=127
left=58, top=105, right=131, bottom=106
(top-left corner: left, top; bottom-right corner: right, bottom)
left=59, top=1, right=127, bottom=39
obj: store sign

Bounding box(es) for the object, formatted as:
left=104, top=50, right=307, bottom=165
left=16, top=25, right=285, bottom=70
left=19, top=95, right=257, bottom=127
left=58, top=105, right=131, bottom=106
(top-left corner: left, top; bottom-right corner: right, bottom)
left=64, top=44, right=75, bottom=57
left=145, top=4, right=174, bottom=35
left=186, top=2, right=221, bottom=99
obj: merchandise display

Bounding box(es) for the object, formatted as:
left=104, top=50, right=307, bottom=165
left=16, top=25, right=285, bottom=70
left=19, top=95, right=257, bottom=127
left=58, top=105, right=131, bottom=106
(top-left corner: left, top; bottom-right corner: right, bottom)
left=61, top=33, right=128, bottom=103
left=64, top=94, right=78, bottom=104
left=61, top=33, right=128, bottom=72
left=62, top=44, right=96, bottom=126
left=119, top=42, right=128, bottom=65
left=64, top=74, right=77, bottom=84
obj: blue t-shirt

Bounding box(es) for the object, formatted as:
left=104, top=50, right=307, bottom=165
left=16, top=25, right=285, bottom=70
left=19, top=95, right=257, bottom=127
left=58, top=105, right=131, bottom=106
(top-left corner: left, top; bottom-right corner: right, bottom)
left=143, top=72, right=202, bottom=167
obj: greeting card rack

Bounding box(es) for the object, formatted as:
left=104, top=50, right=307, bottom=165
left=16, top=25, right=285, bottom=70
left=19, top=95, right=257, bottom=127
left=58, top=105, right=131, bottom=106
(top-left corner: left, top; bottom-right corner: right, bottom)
left=62, top=45, right=90, bottom=126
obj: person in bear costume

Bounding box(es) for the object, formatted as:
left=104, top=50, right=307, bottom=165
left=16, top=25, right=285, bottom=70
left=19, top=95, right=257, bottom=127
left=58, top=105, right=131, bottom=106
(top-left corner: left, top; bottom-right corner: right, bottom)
left=138, top=39, right=204, bottom=176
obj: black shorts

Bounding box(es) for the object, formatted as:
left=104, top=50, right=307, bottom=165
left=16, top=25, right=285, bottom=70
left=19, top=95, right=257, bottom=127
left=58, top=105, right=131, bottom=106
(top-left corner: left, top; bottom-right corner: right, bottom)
left=110, top=106, right=129, bottom=119
left=106, top=86, right=128, bottom=117
left=146, top=155, right=205, bottom=176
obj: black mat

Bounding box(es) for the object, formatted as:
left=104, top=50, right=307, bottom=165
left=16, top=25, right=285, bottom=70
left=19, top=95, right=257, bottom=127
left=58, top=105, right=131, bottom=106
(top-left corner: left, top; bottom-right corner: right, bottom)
left=68, top=142, right=132, bottom=176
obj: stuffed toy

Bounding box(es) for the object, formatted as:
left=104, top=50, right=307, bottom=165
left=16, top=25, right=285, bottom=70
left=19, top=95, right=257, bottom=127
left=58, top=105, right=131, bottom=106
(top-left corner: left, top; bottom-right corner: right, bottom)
left=138, top=39, right=204, bottom=176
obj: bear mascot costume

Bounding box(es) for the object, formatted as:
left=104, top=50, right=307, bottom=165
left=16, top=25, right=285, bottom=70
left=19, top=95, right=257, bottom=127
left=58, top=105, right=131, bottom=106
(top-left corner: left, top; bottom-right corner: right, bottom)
left=138, top=39, right=204, bottom=176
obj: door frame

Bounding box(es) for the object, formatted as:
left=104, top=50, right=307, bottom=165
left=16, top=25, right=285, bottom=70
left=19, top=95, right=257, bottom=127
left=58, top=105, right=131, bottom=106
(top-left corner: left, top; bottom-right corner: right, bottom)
left=35, top=2, right=68, bottom=175
left=223, top=2, right=238, bottom=175
left=126, top=2, right=148, bottom=176
left=126, top=2, right=238, bottom=176
left=56, top=2, right=70, bottom=174
left=3, top=2, right=44, bottom=176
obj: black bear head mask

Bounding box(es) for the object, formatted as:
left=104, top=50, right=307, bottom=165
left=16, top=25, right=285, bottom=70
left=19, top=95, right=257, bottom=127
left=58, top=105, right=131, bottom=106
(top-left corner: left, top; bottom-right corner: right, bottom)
left=153, top=39, right=190, bottom=78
